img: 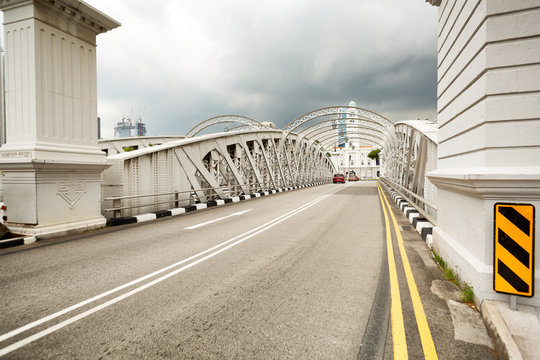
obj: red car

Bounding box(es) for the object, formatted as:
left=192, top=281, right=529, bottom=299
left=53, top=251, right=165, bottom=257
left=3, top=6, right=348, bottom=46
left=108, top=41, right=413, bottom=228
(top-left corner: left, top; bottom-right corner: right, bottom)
left=333, top=173, right=345, bottom=183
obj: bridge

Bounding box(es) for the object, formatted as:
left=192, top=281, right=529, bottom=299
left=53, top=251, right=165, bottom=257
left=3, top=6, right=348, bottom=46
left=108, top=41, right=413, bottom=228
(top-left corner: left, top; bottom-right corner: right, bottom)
left=0, top=0, right=538, bottom=359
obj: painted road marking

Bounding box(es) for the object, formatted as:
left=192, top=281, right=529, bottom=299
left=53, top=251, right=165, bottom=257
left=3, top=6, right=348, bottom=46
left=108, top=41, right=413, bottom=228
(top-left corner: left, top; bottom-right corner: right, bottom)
left=376, top=184, right=408, bottom=359
left=184, top=209, right=253, bottom=230
left=378, top=182, right=438, bottom=359
left=0, top=187, right=345, bottom=357
left=494, top=203, right=535, bottom=297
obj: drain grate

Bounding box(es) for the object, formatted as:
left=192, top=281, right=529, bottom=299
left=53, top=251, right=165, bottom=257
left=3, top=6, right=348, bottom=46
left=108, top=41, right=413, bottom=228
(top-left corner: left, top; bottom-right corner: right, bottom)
left=401, top=225, right=412, bottom=231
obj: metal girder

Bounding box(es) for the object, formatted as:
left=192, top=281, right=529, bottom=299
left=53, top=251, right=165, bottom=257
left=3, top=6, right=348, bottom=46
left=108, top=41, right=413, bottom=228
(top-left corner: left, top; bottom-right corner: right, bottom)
left=319, top=135, right=384, bottom=149
left=224, top=125, right=253, bottom=133
left=298, top=118, right=387, bottom=139
left=99, top=136, right=185, bottom=155
left=101, top=130, right=334, bottom=218
left=382, top=120, right=438, bottom=220
left=305, top=126, right=385, bottom=145
left=298, top=120, right=391, bottom=150
left=185, top=115, right=268, bottom=137
left=284, top=106, right=395, bottom=137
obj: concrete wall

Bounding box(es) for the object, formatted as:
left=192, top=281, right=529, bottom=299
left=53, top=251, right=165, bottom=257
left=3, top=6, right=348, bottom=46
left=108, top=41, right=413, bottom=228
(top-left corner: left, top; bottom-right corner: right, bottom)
left=428, top=0, right=540, bottom=306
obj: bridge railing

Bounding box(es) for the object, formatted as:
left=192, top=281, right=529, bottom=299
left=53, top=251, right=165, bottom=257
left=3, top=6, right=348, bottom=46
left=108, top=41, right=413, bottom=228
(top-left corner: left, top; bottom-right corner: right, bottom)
left=104, top=182, right=273, bottom=218
left=380, top=177, right=437, bottom=225
left=381, top=120, right=438, bottom=223
left=101, top=129, right=334, bottom=218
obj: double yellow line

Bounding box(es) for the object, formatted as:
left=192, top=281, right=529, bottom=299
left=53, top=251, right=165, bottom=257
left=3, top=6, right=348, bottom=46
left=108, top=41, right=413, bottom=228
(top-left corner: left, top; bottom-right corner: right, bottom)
left=376, top=182, right=438, bottom=360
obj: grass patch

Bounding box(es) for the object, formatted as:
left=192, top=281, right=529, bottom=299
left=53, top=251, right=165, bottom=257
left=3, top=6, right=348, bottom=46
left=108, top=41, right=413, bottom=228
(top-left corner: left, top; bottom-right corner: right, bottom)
left=432, top=250, right=476, bottom=306
left=461, top=283, right=475, bottom=303
left=432, top=251, right=457, bottom=284
left=443, top=267, right=457, bottom=284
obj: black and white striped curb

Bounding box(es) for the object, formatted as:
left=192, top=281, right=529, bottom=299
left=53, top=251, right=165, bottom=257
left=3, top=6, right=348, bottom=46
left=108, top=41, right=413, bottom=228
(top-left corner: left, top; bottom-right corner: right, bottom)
left=0, top=235, right=37, bottom=250
left=381, top=183, right=434, bottom=246
left=107, top=182, right=327, bottom=227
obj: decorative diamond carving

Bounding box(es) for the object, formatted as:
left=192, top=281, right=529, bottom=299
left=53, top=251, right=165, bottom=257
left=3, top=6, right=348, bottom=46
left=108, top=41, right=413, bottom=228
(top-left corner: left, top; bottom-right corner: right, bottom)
left=57, top=177, right=86, bottom=210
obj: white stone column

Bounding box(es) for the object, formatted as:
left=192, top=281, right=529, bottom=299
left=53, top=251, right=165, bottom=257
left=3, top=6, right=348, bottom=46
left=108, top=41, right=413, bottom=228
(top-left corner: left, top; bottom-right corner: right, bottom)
left=427, top=0, right=540, bottom=306
left=0, top=0, right=120, bottom=236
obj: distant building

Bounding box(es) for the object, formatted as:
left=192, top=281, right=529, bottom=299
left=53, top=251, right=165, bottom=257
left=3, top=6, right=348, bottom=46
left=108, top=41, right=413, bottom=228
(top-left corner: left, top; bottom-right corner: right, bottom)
left=337, top=101, right=357, bottom=147
left=328, top=143, right=381, bottom=179
left=135, top=120, right=146, bottom=136
left=114, top=116, right=147, bottom=138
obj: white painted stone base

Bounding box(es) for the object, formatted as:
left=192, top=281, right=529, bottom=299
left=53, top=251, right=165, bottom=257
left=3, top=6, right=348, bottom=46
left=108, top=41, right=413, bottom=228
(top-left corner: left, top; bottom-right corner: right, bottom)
left=0, top=160, right=108, bottom=238
left=429, top=167, right=540, bottom=307
left=6, top=216, right=106, bottom=238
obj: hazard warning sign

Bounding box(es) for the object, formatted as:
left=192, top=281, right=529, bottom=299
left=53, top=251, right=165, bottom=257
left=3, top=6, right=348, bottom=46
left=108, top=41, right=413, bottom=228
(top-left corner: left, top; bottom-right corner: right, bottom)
left=494, top=203, right=535, bottom=297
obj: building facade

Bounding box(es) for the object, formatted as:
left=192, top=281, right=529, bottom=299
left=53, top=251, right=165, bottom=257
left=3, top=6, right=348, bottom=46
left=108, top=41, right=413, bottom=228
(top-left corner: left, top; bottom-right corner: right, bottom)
left=329, top=144, right=380, bottom=179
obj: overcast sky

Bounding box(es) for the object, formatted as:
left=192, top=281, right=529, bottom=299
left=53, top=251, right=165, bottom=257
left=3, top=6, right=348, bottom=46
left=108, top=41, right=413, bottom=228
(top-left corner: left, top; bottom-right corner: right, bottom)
left=86, top=0, right=439, bottom=138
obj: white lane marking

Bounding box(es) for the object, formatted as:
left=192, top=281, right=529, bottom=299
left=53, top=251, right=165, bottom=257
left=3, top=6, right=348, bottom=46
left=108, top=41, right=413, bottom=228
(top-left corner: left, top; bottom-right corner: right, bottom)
left=0, top=187, right=343, bottom=353
left=0, top=193, right=333, bottom=357
left=184, top=209, right=253, bottom=230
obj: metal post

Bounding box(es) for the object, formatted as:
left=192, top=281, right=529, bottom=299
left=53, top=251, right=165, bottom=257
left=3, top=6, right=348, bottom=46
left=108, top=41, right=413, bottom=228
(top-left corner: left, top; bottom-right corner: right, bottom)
left=510, top=295, right=517, bottom=311
left=113, top=199, right=121, bottom=219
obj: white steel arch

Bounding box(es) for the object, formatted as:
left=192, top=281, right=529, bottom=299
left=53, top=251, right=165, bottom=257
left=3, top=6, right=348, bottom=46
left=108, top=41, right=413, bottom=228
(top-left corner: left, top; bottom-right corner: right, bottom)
left=186, top=115, right=269, bottom=137
left=284, top=106, right=395, bottom=139
left=317, top=133, right=385, bottom=149
left=283, top=107, right=397, bottom=162
left=298, top=118, right=388, bottom=140
left=302, top=125, right=386, bottom=145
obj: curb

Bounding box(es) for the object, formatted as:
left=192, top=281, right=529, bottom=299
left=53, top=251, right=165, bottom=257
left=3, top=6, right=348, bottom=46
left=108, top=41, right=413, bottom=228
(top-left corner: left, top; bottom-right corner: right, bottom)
left=106, top=182, right=327, bottom=227
left=380, top=182, right=434, bottom=246
left=0, top=235, right=37, bottom=249
left=481, top=300, right=523, bottom=360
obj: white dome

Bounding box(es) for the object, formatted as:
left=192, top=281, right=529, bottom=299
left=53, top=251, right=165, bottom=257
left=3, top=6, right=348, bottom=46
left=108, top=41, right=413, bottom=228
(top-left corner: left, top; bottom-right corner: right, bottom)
left=348, top=101, right=357, bottom=107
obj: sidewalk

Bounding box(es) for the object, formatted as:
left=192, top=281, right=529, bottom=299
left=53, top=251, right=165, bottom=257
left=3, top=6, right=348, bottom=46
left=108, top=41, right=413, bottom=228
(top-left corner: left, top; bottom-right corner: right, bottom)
left=482, top=300, right=540, bottom=360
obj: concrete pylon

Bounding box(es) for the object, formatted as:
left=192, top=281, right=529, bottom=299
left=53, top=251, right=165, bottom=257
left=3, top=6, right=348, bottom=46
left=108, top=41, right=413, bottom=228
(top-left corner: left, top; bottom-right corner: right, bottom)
left=426, top=0, right=540, bottom=306
left=0, top=0, right=120, bottom=237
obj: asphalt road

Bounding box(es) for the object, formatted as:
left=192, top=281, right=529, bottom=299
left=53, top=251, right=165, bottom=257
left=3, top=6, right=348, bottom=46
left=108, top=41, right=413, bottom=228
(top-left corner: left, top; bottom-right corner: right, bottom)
left=0, top=182, right=386, bottom=359
left=0, top=182, right=496, bottom=359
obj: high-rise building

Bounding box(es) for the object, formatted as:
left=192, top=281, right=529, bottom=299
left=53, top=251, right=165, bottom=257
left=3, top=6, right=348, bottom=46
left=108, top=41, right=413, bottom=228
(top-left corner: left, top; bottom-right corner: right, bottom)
left=337, top=101, right=356, bottom=147
left=114, top=116, right=147, bottom=138
left=135, top=119, right=146, bottom=136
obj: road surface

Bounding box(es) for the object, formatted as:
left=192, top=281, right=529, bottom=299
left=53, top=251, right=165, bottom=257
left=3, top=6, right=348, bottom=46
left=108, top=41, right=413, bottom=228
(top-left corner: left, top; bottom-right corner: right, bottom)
left=0, top=182, right=495, bottom=359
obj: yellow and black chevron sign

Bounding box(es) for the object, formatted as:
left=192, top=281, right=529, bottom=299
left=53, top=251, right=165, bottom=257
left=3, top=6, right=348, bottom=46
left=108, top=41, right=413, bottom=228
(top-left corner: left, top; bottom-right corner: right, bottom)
left=494, top=203, right=535, bottom=297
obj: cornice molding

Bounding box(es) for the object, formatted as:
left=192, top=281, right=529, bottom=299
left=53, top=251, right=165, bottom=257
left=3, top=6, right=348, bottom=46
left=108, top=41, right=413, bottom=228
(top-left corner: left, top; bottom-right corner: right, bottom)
left=427, top=167, right=540, bottom=199
left=0, top=0, right=120, bottom=34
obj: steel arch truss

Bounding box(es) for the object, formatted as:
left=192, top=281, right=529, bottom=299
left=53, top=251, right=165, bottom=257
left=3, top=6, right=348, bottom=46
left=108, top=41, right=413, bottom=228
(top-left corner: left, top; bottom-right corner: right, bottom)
left=284, top=106, right=395, bottom=140
left=318, top=135, right=385, bottom=149
left=102, top=131, right=334, bottom=217
left=185, top=115, right=268, bottom=137
left=384, top=120, right=438, bottom=219
left=303, top=125, right=386, bottom=147
left=298, top=118, right=393, bottom=147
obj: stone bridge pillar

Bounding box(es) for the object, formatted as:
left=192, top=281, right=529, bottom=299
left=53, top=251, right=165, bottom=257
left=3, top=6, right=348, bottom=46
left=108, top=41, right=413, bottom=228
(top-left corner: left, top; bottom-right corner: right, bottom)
left=0, top=0, right=120, bottom=236
left=426, top=0, right=540, bottom=306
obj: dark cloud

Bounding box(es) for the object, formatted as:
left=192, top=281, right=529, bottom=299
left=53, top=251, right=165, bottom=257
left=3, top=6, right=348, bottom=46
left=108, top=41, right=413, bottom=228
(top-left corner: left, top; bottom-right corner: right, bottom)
left=89, top=0, right=438, bottom=137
